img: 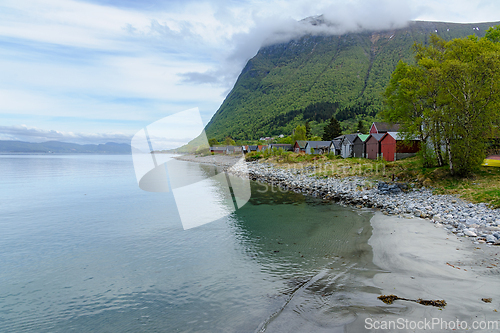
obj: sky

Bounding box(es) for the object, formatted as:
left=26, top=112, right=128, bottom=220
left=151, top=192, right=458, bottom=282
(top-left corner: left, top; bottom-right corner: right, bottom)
left=0, top=0, right=499, bottom=144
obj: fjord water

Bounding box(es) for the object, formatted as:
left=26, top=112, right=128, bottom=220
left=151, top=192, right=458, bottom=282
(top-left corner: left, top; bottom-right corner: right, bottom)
left=0, top=155, right=381, bottom=332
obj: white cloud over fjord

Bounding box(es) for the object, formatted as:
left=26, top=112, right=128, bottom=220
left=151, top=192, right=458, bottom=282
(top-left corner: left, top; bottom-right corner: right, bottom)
left=0, top=0, right=499, bottom=144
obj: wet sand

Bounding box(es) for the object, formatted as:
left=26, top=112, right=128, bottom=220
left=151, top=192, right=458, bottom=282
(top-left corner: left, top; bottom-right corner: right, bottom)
left=348, top=212, right=500, bottom=332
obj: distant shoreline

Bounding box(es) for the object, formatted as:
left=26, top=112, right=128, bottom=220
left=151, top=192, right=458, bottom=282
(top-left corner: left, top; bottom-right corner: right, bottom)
left=0, top=140, right=131, bottom=154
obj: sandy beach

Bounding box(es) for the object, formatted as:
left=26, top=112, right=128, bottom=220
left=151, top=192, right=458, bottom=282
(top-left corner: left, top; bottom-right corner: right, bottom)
left=349, top=212, right=500, bottom=332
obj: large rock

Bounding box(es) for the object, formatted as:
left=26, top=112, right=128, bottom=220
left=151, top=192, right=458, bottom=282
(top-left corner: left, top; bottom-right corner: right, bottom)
left=486, top=235, right=497, bottom=243
left=466, top=218, right=479, bottom=226
left=464, top=230, right=477, bottom=237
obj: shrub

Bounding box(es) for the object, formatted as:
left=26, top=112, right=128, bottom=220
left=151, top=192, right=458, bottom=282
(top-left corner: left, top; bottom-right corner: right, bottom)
left=245, top=151, right=263, bottom=161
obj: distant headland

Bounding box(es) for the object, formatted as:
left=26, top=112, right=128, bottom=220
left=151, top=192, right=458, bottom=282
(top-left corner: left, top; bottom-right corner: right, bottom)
left=0, top=140, right=131, bottom=154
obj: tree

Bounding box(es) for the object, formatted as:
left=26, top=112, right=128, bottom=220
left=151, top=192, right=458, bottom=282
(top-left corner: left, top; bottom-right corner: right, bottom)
left=322, top=116, right=342, bottom=141
left=383, top=31, right=500, bottom=175
left=438, top=36, right=500, bottom=175
left=224, top=137, right=236, bottom=146
left=305, top=121, right=311, bottom=139
left=276, top=136, right=293, bottom=144
left=383, top=59, right=443, bottom=167
left=291, top=125, right=307, bottom=142
left=208, top=138, right=219, bottom=147
left=310, top=135, right=322, bottom=141
left=356, top=120, right=367, bottom=133
left=485, top=26, right=500, bottom=43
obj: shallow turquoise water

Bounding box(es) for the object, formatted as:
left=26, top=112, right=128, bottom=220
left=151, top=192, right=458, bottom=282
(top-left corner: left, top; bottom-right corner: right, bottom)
left=0, top=155, right=381, bottom=332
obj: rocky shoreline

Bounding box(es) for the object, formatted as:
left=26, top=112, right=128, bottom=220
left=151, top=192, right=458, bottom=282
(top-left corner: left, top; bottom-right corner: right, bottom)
left=231, top=160, right=500, bottom=246
left=176, top=154, right=500, bottom=245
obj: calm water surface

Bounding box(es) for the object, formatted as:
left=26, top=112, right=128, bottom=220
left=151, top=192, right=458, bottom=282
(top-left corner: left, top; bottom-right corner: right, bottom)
left=0, top=155, right=383, bottom=332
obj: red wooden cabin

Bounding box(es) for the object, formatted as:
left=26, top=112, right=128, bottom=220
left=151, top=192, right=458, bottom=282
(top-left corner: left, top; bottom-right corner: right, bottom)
left=293, top=140, right=307, bottom=153
left=380, top=132, right=420, bottom=162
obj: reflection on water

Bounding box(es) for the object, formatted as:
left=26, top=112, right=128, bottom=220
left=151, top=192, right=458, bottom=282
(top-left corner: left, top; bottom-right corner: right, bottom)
left=231, top=182, right=383, bottom=332
left=0, top=155, right=388, bottom=333
left=133, top=155, right=252, bottom=230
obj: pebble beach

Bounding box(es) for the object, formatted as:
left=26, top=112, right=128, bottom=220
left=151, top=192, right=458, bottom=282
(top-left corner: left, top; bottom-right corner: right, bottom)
left=176, top=154, right=500, bottom=246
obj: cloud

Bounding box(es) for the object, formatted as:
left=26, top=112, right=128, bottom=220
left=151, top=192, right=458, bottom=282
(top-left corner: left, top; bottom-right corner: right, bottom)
left=178, top=0, right=413, bottom=90
left=321, top=0, right=411, bottom=33
left=178, top=71, right=220, bottom=85
left=0, top=125, right=133, bottom=144
left=149, top=19, right=196, bottom=40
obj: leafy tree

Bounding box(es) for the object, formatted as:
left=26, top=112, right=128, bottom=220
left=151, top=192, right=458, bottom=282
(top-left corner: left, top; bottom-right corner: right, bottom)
left=305, top=121, right=311, bottom=139
left=224, top=137, right=236, bottom=146
left=310, top=135, right=322, bottom=141
left=291, top=125, right=307, bottom=142
left=485, top=26, right=500, bottom=43
left=356, top=120, right=367, bottom=134
left=383, top=59, right=441, bottom=166
left=276, top=136, right=293, bottom=144
left=208, top=138, right=219, bottom=147
left=322, top=116, right=342, bottom=141
left=383, top=31, right=500, bottom=175
left=438, top=35, right=500, bottom=175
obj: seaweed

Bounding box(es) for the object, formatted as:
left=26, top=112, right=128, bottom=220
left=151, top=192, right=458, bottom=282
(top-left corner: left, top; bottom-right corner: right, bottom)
left=378, top=294, right=447, bottom=308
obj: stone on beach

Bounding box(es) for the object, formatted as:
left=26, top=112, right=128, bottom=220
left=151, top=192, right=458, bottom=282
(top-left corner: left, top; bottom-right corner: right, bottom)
left=179, top=155, right=500, bottom=245
left=464, top=230, right=477, bottom=237
left=229, top=159, right=500, bottom=245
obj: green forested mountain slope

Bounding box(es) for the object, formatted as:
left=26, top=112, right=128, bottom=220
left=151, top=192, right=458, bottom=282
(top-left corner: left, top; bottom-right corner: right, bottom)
left=205, top=20, right=499, bottom=141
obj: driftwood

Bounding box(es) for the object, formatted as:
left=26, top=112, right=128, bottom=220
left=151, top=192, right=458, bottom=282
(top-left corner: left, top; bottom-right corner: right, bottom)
left=378, top=294, right=447, bottom=308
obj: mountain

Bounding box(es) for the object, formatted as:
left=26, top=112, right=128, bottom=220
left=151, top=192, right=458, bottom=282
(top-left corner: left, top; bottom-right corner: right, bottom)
left=205, top=20, right=499, bottom=141
left=0, top=140, right=131, bottom=154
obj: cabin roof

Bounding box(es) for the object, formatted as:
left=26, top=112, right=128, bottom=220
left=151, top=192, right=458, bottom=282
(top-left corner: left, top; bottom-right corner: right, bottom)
left=306, top=141, right=331, bottom=149
left=354, top=134, right=370, bottom=142
left=367, top=133, right=384, bottom=142
left=330, top=140, right=342, bottom=149
left=342, top=134, right=358, bottom=144
left=383, top=132, right=419, bottom=141
left=372, top=122, right=400, bottom=133
left=294, top=140, right=307, bottom=149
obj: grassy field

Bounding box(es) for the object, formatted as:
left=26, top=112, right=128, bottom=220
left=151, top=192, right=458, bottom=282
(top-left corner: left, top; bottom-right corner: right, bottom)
left=246, top=151, right=500, bottom=208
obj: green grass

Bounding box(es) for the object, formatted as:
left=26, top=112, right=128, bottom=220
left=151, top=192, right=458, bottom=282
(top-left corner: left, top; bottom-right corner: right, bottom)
left=432, top=167, right=500, bottom=208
